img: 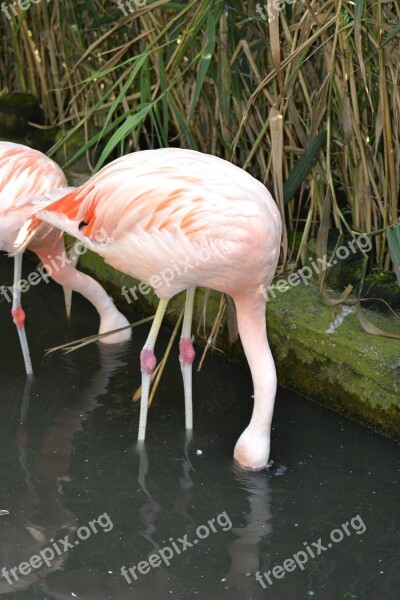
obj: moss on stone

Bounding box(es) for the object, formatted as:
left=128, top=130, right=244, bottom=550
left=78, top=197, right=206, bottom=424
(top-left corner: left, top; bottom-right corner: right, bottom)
left=266, top=283, right=399, bottom=439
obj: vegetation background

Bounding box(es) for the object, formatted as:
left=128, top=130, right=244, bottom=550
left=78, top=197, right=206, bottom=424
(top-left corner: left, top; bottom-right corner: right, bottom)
left=0, top=0, right=399, bottom=314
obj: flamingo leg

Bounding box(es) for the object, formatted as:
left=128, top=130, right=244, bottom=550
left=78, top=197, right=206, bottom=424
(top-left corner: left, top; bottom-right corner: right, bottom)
left=232, top=295, right=277, bottom=469
left=179, top=287, right=196, bottom=431
left=11, top=254, right=33, bottom=376
left=138, top=299, right=169, bottom=441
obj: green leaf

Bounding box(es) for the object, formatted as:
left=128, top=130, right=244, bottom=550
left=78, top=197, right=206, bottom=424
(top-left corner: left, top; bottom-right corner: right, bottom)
left=169, top=95, right=197, bottom=149
left=158, top=48, right=169, bottom=146
left=387, top=221, right=400, bottom=285
left=188, top=11, right=217, bottom=121
left=381, top=22, right=400, bottom=48
left=354, top=0, right=365, bottom=28
left=94, top=104, right=153, bottom=172
left=61, top=108, right=140, bottom=169
left=283, top=130, right=327, bottom=203
left=101, top=53, right=149, bottom=136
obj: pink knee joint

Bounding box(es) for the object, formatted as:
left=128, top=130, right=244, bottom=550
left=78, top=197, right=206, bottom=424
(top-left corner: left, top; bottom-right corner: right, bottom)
left=179, top=338, right=195, bottom=365
left=11, top=306, right=26, bottom=330
left=140, top=348, right=157, bottom=374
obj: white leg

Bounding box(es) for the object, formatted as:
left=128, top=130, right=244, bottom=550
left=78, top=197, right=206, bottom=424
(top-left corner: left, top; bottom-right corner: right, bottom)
left=138, top=299, right=169, bottom=441
left=179, top=288, right=196, bottom=431
left=12, top=254, right=33, bottom=376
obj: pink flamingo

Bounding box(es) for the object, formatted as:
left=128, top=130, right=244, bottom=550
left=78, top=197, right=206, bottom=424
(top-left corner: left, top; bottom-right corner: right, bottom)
left=0, top=141, right=131, bottom=375
left=24, top=148, right=281, bottom=470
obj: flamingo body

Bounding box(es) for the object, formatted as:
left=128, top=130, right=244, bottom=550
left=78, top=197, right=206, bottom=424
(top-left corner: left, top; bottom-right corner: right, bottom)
left=28, top=148, right=282, bottom=469
left=0, top=141, right=67, bottom=251
left=36, top=149, right=280, bottom=298
left=0, top=142, right=131, bottom=374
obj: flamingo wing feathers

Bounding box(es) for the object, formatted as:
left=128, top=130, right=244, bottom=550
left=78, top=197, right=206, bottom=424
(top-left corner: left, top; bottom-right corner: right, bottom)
left=36, top=149, right=281, bottom=246
left=0, top=142, right=67, bottom=213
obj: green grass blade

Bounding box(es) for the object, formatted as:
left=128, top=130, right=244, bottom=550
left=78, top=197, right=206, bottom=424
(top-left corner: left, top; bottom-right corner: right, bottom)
left=387, top=222, right=400, bottom=285
left=381, top=22, right=400, bottom=48
left=188, top=11, right=217, bottom=121
left=283, top=130, right=327, bottom=203
left=94, top=104, right=153, bottom=171
left=169, top=95, right=197, bottom=149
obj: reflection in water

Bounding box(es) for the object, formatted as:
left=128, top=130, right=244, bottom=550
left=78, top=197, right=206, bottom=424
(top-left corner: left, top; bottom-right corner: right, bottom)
left=128, top=436, right=273, bottom=599
left=41, top=432, right=275, bottom=600
left=226, top=467, right=272, bottom=590
left=135, top=442, right=162, bottom=551
left=1, top=254, right=399, bottom=600
left=41, top=433, right=198, bottom=599
left=136, top=431, right=196, bottom=550
left=0, top=344, right=129, bottom=594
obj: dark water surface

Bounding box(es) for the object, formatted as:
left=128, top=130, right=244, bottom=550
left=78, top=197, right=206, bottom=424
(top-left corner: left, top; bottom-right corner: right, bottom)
left=0, top=254, right=399, bottom=600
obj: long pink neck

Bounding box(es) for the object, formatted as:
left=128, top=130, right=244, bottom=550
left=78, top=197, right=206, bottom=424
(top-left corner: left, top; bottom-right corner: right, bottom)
left=30, top=228, right=130, bottom=342
left=234, top=295, right=277, bottom=436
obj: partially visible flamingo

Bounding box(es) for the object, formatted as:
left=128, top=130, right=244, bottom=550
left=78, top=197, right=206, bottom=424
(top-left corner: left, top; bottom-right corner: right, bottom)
left=0, top=141, right=131, bottom=375
left=23, top=148, right=282, bottom=470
